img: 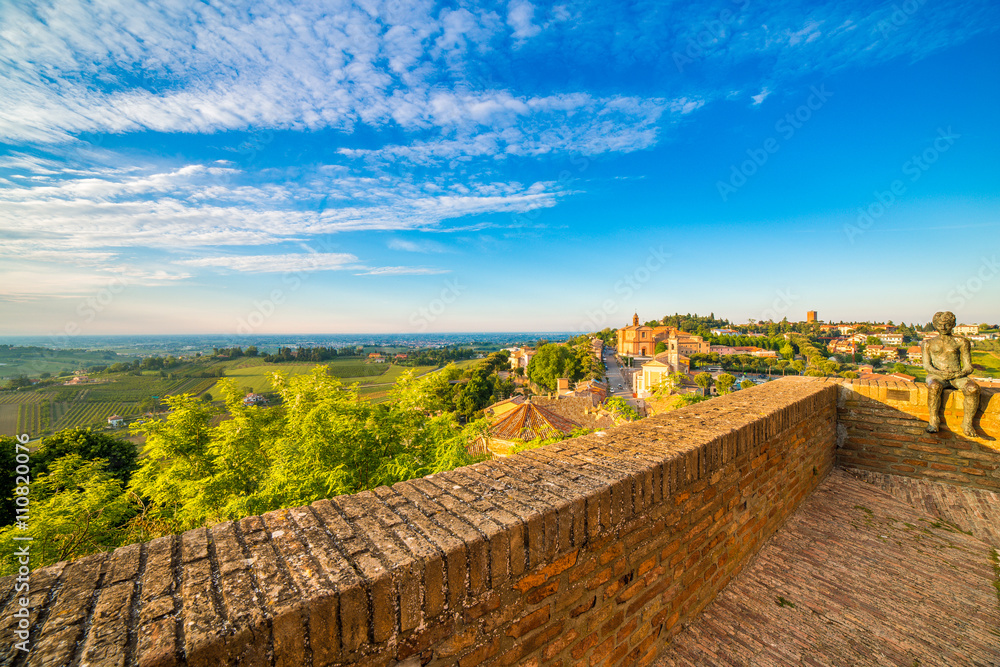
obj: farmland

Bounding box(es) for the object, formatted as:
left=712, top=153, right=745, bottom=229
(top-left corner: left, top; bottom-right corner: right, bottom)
left=0, top=352, right=468, bottom=439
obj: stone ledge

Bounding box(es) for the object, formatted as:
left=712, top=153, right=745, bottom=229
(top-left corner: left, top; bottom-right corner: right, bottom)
left=1, top=377, right=838, bottom=666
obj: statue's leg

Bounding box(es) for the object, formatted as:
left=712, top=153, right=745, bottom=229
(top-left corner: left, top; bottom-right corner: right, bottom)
left=926, top=378, right=943, bottom=433
left=956, top=378, right=980, bottom=438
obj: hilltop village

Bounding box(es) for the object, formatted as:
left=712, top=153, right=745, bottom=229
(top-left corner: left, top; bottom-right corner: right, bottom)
left=1, top=311, right=998, bottom=573
left=481, top=311, right=1000, bottom=458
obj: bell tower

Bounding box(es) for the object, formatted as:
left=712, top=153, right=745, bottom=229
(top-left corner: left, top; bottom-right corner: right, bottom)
left=632, top=312, right=639, bottom=326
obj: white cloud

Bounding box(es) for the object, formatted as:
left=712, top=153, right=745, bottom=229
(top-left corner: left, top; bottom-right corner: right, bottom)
left=354, top=266, right=450, bottom=276
left=387, top=238, right=448, bottom=253
left=508, top=1, right=542, bottom=41
left=751, top=88, right=771, bottom=106
left=174, top=253, right=359, bottom=273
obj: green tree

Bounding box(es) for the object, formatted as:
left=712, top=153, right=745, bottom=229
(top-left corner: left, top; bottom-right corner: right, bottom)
left=526, top=344, right=581, bottom=391
left=605, top=396, right=640, bottom=422
left=892, top=363, right=906, bottom=374
left=0, top=436, right=19, bottom=526
left=654, top=341, right=667, bottom=354
left=739, top=379, right=754, bottom=390
left=716, top=373, right=736, bottom=395
left=694, top=372, right=712, bottom=394
left=129, top=393, right=220, bottom=531
left=34, top=428, right=139, bottom=487
left=0, top=455, right=137, bottom=574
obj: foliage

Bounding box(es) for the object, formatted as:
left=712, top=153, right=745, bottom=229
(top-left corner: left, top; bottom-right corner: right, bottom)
left=593, top=328, right=617, bottom=349
left=128, top=368, right=486, bottom=533
left=34, top=428, right=139, bottom=486
left=674, top=393, right=708, bottom=407
left=651, top=372, right=686, bottom=398
left=527, top=344, right=581, bottom=391
left=0, top=436, right=18, bottom=526
left=527, top=339, right=603, bottom=391
left=694, top=372, right=712, bottom=392
left=715, top=373, right=736, bottom=395
left=512, top=427, right=594, bottom=454
left=605, top=396, right=640, bottom=422
left=0, top=455, right=138, bottom=575
left=739, top=380, right=754, bottom=390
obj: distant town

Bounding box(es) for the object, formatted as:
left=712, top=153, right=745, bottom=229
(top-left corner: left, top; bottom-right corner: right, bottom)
left=2, top=309, right=999, bottom=575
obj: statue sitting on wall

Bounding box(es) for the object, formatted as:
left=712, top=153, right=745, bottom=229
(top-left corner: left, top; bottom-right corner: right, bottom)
left=922, top=311, right=980, bottom=437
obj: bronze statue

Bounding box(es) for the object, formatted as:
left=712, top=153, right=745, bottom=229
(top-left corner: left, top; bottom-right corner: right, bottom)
left=922, top=311, right=980, bottom=437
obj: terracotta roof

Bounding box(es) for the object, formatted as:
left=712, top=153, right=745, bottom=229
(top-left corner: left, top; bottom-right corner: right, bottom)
left=532, top=396, right=615, bottom=430
left=488, top=402, right=580, bottom=442
left=483, top=394, right=525, bottom=417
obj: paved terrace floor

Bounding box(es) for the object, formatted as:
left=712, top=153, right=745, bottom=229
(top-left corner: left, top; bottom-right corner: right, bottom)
left=654, top=470, right=1000, bottom=666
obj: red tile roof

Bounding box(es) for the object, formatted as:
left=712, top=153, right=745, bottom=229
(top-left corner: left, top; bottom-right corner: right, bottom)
left=488, top=402, right=579, bottom=441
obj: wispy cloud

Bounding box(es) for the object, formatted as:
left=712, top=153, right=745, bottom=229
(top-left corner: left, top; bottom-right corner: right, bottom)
left=174, top=253, right=360, bottom=273
left=354, top=266, right=451, bottom=276
left=387, top=238, right=449, bottom=253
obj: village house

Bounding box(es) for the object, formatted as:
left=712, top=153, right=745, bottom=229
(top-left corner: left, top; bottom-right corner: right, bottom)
left=906, top=345, right=922, bottom=363
left=863, top=345, right=900, bottom=361
left=877, top=333, right=904, bottom=346
left=107, top=415, right=125, bottom=428
left=507, top=347, right=535, bottom=370
left=829, top=339, right=857, bottom=355
left=242, top=393, right=268, bottom=407
left=616, top=313, right=709, bottom=359
left=634, top=353, right=693, bottom=399
left=954, top=324, right=980, bottom=336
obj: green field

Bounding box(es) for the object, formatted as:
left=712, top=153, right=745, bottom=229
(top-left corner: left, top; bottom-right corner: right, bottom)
left=0, top=348, right=135, bottom=379
left=971, top=350, right=1000, bottom=376
left=0, top=355, right=474, bottom=438
left=901, top=351, right=1000, bottom=382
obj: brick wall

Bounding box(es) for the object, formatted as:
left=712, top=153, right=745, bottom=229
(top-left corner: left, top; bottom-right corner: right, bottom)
left=0, top=378, right=837, bottom=667
left=836, top=378, right=1000, bottom=492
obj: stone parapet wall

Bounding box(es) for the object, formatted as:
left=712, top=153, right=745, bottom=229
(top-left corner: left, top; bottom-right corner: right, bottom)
left=0, top=378, right=837, bottom=666
left=835, top=378, right=1000, bottom=492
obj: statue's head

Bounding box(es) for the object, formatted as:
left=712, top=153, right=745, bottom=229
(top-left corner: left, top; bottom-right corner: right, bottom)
left=932, top=311, right=956, bottom=334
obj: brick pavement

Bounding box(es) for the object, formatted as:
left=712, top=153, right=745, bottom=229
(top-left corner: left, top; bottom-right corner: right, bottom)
left=654, top=469, right=1000, bottom=666
left=846, top=468, right=1000, bottom=549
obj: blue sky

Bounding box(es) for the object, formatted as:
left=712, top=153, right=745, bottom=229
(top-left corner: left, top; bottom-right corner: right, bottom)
left=1, top=0, right=998, bottom=336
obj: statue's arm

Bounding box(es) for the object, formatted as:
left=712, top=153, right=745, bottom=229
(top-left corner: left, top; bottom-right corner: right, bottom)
left=959, top=340, right=974, bottom=378
left=922, top=342, right=943, bottom=378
